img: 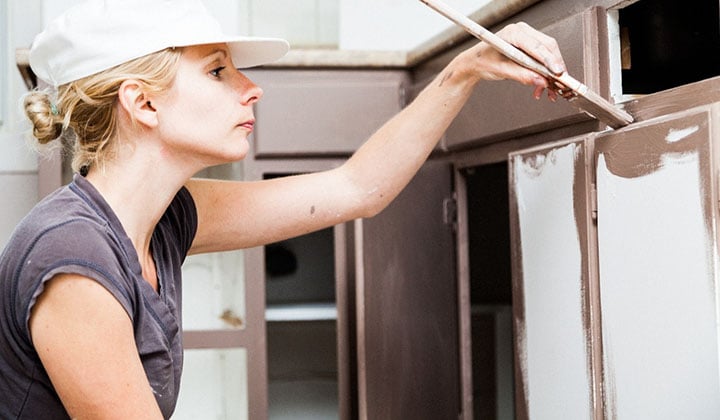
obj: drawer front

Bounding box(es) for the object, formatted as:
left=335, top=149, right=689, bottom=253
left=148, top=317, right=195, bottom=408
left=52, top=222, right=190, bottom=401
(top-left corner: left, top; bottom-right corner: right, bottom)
left=244, top=69, right=408, bottom=157
left=444, top=8, right=605, bottom=149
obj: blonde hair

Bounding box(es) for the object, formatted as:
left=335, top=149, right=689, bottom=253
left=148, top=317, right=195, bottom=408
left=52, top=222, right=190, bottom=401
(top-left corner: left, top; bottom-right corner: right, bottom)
left=23, top=48, right=183, bottom=173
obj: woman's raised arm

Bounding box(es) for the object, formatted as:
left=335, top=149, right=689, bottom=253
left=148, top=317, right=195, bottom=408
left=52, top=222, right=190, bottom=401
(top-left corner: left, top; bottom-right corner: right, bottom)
left=187, top=22, right=566, bottom=254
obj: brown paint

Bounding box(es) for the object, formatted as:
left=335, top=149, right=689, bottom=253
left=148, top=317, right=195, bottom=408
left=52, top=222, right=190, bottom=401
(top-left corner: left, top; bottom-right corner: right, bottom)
left=573, top=136, right=605, bottom=420
left=623, top=76, right=720, bottom=123
left=595, top=108, right=715, bottom=251
left=596, top=111, right=710, bottom=179
left=508, top=156, right=529, bottom=420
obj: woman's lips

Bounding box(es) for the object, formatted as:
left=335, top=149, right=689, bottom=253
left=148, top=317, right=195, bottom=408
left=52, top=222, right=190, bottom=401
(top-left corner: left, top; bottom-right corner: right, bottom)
left=238, top=119, right=255, bottom=131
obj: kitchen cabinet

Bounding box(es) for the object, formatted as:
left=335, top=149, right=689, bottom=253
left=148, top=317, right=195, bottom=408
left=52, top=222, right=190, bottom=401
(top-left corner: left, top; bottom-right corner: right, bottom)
left=239, top=157, right=459, bottom=420
left=241, top=158, right=345, bottom=419
left=202, top=2, right=720, bottom=417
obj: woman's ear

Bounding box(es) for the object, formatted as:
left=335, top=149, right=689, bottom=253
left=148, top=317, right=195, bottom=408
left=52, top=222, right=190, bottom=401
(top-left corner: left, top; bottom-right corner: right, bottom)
left=117, top=80, right=158, bottom=128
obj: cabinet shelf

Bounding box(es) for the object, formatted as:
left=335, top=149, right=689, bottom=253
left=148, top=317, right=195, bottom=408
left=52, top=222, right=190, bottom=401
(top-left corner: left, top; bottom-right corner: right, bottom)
left=266, top=303, right=337, bottom=322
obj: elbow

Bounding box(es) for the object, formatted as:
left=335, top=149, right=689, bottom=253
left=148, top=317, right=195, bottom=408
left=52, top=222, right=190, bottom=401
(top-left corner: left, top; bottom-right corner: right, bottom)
left=355, top=187, right=394, bottom=219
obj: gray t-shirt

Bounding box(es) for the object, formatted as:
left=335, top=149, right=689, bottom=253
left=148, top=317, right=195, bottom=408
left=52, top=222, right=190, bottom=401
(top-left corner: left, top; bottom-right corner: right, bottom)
left=0, top=174, right=197, bottom=419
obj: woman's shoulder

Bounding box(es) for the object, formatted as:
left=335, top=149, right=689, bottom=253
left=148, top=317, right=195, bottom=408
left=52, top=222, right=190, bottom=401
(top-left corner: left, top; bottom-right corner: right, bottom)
left=10, top=184, right=110, bottom=251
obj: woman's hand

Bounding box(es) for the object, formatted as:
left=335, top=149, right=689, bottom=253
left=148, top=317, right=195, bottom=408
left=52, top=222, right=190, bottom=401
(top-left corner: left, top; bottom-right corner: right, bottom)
left=454, top=22, right=568, bottom=101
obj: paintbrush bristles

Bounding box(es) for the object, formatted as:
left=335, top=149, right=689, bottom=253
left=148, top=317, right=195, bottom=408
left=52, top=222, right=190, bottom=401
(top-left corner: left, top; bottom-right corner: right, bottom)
left=555, top=72, right=633, bottom=128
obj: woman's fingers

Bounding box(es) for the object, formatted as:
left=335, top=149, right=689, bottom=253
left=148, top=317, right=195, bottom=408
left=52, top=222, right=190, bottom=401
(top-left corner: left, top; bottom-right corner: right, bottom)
left=500, top=22, right=567, bottom=75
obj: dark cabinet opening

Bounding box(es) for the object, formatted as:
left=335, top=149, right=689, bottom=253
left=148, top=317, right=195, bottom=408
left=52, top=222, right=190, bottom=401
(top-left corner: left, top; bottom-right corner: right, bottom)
left=619, top=0, right=720, bottom=94
left=263, top=173, right=339, bottom=420
left=462, top=162, right=515, bottom=420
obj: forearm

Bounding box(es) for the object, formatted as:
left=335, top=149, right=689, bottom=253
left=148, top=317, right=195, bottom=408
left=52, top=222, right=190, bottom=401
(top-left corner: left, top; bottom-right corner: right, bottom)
left=342, top=56, right=478, bottom=217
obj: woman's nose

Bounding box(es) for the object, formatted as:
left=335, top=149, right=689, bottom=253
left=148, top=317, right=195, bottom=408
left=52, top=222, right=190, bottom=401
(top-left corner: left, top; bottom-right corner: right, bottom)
left=236, top=71, right=263, bottom=105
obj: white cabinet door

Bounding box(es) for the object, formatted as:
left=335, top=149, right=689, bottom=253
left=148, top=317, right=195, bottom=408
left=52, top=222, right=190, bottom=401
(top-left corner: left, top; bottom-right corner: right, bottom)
left=509, top=137, right=601, bottom=420
left=595, top=105, right=720, bottom=419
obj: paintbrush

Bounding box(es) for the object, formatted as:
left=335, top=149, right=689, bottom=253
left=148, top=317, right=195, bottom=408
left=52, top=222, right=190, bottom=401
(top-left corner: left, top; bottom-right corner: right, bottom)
left=418, top=0, right=633, bottom=129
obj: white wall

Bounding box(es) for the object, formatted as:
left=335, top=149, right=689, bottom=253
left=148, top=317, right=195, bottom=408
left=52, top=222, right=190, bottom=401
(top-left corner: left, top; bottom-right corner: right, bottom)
left=339, top=0, right=489, bottom=51
left=1, top=0, right=43, bottom=248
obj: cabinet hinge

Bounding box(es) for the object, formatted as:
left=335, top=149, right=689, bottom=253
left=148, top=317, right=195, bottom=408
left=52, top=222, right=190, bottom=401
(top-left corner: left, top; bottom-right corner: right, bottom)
left=591, top=182, right=598, bottom=222
left=443, top=194, right=458, bottom=228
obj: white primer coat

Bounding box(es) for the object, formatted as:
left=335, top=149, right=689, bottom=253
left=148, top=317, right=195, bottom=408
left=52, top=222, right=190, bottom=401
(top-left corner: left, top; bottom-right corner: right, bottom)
left=513, top=143, right=592, bottom=418
left=596, top=148, right=720, bottom=418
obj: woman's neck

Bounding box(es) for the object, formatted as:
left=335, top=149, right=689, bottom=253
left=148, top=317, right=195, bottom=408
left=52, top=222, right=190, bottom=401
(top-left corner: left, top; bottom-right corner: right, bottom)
left=84, top=148, right=198, bottom=288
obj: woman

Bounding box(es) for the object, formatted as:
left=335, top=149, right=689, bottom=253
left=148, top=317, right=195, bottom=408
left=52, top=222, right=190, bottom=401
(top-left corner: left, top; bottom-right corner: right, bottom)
left=0, top=0, right=567, bottom=418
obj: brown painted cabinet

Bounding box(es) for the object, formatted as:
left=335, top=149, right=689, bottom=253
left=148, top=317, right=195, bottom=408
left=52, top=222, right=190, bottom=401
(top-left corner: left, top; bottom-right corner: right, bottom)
left=243, top=69, right=409, bottom=158
left=241, top=158, right=460, bottom=420
left=240, top=65, right=460, bottom=419
left=352, top=161, right=458, bottom=419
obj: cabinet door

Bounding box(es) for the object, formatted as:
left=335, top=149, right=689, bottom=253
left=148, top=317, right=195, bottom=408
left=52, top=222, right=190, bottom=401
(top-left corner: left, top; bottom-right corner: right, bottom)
left=508, top=137, right=600, bottom=419
left=354, top=161, right=458, bottom=420
left=595, top=105, right=720, bottom=419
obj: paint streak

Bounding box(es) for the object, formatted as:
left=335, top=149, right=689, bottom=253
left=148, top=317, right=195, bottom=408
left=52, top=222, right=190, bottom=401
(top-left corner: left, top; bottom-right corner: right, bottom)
left=666, top=125, right=699, bottom=143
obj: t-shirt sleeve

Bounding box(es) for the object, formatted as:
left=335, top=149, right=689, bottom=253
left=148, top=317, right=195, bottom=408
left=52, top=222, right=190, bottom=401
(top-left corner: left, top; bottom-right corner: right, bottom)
left=16, top=219, right=137, bottom=344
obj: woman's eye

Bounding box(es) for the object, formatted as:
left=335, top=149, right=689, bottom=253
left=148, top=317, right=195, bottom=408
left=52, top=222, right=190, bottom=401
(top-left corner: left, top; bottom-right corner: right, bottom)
left=210, top=66, right=226, bottom=78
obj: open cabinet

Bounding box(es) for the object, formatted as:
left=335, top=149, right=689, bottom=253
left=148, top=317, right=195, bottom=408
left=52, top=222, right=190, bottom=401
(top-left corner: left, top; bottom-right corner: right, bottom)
left=241, top=158, right=461, bottom=420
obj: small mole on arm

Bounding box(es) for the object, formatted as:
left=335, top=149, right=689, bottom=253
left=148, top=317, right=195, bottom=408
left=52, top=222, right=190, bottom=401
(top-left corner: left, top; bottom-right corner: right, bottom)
left=310, top=205, right=316, bottom=215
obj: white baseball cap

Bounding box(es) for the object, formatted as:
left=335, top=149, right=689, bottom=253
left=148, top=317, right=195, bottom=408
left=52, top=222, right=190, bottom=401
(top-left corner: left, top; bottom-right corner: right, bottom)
left=29, top=0, right=290, bottom=87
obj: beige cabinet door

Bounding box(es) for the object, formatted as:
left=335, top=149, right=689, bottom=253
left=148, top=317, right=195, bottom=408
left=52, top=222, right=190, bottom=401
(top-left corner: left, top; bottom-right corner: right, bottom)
left=594, top=104, right=720, bottom=419
left=509, top=136, right=601, bottom=419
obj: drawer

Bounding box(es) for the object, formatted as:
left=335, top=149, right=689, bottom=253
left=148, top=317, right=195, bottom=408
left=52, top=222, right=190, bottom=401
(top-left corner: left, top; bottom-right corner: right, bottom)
left=444, top=8, right=606, bottom=150
left=243, top=69, right=409, bottom=157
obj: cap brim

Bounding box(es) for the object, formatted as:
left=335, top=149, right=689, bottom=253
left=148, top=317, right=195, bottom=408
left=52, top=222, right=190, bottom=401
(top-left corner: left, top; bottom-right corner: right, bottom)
left=177, top=36, right=290, bottom=69
left=229, top=37, right=290, bottom=68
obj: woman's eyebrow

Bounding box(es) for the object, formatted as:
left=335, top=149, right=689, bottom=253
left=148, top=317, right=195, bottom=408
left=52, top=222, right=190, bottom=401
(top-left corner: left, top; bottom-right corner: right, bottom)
left=205, top=48, right=228, bottom=60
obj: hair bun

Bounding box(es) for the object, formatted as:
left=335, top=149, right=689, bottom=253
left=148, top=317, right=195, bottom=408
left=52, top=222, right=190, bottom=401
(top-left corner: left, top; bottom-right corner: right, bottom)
left=23, top=91, right=63, bottom=145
